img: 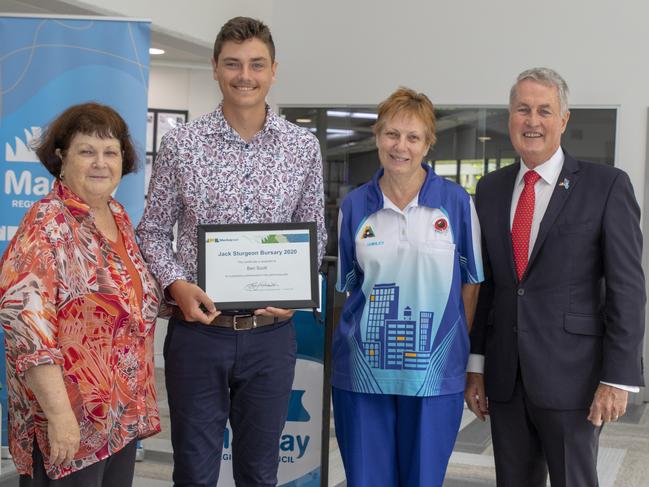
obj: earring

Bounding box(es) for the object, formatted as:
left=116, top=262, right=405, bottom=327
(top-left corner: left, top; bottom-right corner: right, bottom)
left=56, top=149, right=65, bottom=180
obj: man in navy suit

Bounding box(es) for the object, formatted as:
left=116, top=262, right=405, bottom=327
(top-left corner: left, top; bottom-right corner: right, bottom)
left=465, top=67, right=645, bottom=486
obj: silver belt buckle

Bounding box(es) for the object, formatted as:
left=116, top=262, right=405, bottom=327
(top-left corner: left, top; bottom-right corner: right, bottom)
left=233, top=314, right=256, bottom=331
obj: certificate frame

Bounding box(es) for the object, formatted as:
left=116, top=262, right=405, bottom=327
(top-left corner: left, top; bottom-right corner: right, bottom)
left=197, top=222, right=319, bottom=311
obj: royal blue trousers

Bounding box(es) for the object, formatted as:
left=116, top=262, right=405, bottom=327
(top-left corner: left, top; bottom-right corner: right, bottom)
left=332, top=387, right=464, bottom=487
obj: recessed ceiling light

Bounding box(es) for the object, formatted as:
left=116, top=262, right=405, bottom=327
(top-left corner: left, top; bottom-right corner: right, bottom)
left=296, top=118, right=312, bottom=123
left=327, top=110, right=378, bottom=120
left=149, top=48, right=165, bottom=55
left=477, top=136, right=492, bottom=142
left=351, top=112, right=378, bottom=120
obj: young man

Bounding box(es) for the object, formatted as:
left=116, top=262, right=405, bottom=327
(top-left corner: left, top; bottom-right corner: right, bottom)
left=137, top=17, right=326, bottom=487
left=465, top=67, right=645, bottom=486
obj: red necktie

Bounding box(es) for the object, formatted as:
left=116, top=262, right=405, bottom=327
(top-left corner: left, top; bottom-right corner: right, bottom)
left=512, top=170, right=541, bottom=280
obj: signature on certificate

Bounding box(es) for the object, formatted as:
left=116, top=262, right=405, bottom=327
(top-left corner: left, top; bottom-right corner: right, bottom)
left=244, top=281, right=280, bottom=291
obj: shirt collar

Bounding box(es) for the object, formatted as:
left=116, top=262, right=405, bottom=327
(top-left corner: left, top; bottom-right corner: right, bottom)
left=54, top=179, right=125, bottom=223
left=516, top=146, right=564, bottom=187
left=382, top=192, right=419, bottom=213
left=368, top=163, right=443, bottom=214
left=211, top=103, right=286, bottom=139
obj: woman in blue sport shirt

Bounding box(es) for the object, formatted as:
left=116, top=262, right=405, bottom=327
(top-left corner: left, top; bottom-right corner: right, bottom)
left=333, top=87, right=483, bottom=487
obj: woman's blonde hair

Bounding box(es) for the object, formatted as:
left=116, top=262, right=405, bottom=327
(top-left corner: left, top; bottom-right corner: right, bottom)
left=373, top=87, right=436, bottom=146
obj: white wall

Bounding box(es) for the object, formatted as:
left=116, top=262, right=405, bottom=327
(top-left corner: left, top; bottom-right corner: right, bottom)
left=271, top=0, right=649, bottom=204
left=148, top=65, right=220, bottom=120
left=64, top=0, right=273, bottom=47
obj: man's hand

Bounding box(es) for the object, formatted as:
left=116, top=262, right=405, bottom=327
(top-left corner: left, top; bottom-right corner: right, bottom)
left=47, top=409, right=80, bottom=465
left=465, top=372, right=489, bottom=421
left=168, top=279, right=220, bottom=324
left=254, top=307, right=295, bottom=320
left=587, top=383, right=628, bottom=427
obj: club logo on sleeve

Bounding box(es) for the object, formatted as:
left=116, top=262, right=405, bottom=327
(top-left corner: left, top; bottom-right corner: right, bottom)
left=434, top=218, right=448, bottom=232
left=360, top=224, right=376, bottom=239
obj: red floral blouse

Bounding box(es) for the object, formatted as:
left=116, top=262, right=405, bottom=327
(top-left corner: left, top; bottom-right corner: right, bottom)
left=0, top=181, right=162, bottom=479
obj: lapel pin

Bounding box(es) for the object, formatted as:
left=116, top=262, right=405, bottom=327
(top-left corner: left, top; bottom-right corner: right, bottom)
left=558, top=178, right=570, bottom=190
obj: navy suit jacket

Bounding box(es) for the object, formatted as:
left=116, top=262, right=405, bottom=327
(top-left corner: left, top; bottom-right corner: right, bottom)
left=470, top=152, right=645, bottom=409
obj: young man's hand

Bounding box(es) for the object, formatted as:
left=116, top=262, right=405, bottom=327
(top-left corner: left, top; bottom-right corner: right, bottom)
left=254, top=307, right=295, bottom=320
left=168, top=279, right=220, bottom=324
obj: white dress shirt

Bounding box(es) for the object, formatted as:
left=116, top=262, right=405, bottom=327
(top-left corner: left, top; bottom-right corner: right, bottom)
left=467, top=147, right=638, bottom=393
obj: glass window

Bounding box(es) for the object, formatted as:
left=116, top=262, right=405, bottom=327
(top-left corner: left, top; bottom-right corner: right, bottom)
left=280, top=105, right=616, bottom=255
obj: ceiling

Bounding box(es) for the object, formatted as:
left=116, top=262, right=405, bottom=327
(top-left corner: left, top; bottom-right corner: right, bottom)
left=1, top=0, right=213, bottom=66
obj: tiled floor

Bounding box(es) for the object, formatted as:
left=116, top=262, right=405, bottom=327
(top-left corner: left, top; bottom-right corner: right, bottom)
left=1, top=370, right=648, bottom=486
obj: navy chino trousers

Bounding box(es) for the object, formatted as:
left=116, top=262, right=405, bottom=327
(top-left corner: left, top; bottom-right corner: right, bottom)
left=164, top=316, right=297, bottom=487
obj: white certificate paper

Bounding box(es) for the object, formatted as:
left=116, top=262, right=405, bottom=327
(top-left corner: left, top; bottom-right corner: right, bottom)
left=198, top=223, right=318, bottom=310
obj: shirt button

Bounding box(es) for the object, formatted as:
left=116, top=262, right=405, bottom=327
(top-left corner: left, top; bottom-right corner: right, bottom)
left=512, top=326, right=518, bottom=333
left=244, top=206, right=249, bottom=212
left=517, top=288, right=525, bottom=296
left=244, top=144, right=250, bottom=150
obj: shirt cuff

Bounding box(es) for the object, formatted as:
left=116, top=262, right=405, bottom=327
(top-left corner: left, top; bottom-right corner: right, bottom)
left=600, top=381, right=640, bottom=393
left=161, top=269, right=192, bottom=293
left=15, top=349, right=64, bottom=376
left=466, top=354, right=485, bottom=373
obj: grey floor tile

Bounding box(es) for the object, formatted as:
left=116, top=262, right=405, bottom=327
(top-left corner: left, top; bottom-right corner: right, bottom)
left=443, top=479, right=495, bottom=487
left=454, top=417, right=492, bottom=454
left=133, top=478, right=171, bottom=487
left=0, top=473, right=17, bottom=487
left=619, top=403, right=645, bottom=424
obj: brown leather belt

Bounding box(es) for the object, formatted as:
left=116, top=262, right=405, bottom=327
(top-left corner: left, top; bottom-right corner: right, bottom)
left=172, top=308, right=277, bottom=330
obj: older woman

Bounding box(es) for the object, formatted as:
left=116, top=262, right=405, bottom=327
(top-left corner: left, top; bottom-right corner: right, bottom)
left=333, top=88, right=484, bottom=486
left=0, top=103, right=162, bottom=486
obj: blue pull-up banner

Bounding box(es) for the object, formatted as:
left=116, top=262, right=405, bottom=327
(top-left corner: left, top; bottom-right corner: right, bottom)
left=0, top=15, right=151, bottom=254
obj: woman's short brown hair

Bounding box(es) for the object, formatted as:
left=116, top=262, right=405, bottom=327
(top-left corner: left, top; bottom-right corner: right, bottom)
left=36, top=102, right=138, bottom=178
left=373, top=87, right=437, bottom=147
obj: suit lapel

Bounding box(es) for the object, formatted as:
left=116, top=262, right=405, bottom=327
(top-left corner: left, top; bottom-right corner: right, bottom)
left=525, top=153, right=581, bottom=277
left=496, top=163, right=520, bottom=282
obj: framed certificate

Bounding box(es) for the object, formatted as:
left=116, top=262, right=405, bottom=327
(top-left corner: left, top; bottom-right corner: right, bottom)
left=198, top=222, right=319, bottom=310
